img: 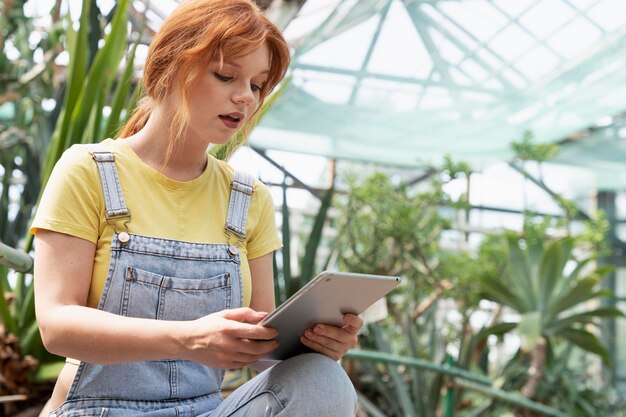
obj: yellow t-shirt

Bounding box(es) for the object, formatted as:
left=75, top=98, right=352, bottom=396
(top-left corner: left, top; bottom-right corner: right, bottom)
left=31, top=138, right=282, bottom=308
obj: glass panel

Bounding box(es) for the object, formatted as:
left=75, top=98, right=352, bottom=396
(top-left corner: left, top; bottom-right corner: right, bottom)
left=587, top=0, right=626, bottom=32
left=518, top=0, right=577, bottom=39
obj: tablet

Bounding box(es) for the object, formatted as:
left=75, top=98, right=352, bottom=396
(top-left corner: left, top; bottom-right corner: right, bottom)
left=259, top=271, right=401, bottom=360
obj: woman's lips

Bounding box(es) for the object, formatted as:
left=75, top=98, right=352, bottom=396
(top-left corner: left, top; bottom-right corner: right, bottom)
left=219, top=113, right=244, bottom=129
left=219, top=114, right=241, bottom=129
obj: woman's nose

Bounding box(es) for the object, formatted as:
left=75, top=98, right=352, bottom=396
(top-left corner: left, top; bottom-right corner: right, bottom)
left=232, top=84, right=255, bottom=105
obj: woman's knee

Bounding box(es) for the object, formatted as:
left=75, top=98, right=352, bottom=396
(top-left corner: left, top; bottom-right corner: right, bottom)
left=276, top=353, right=357, bottom=414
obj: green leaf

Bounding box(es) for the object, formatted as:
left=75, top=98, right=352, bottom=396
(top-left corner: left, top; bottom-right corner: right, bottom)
left=41, top=0, right=91, bottom=187
left=549, top=275, right=608, bottom=318
left=67, top=0, right=129, bottom=146
left=280, top=180, right=294, bottom=298
left=473, top=322, right=518, bottom=343
left=356, top=391, right=389, bottom=417
left=559, top=327, right=611, bottom=364
left=122, top=80, right=143, bottom=127
left=505, top=237, right=536, bottom=310
left=482, top=276, right=529, bottom=313
left=300, top=183, right=334, bottom=283
left=546, top=307, right=625, bottom=334
left=32, top=361, right=65, bottom=382
left=17, top=283, right=35, bottom=329
left=372, top=327, right=419, bottom=417
left=104, top=40, right=139, bottom=139
left=0, top=276, right=17, bottom=334
left=88, top=82, right=107, bottom=142
left=552, top=257, right=592, bottom=299
left=539, top=238, right=571, bottom=311
left=19, top=319, right=42, bottom=357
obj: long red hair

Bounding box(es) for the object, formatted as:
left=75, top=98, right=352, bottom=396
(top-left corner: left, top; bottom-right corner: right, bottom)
left=118, top=0, right=290, bottom=158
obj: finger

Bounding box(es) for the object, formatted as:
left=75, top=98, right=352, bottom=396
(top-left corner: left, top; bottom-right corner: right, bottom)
left=220, top=319, right=278, bottom=340
left=310, top=324, right=353, bottom=344
left=230, top=325, right=277, bottom=340
left=304, top=328, right=350, bottom=352
left=232, top=325, right=278, bottom=341
left=221, top=307, right=269, bottom=323
left=215, top=335, right=277, bottom=356
left=307, top=324, right=359, bottom=353
left=300, top=334, right=341, bottom=361
left=343, top=314, right=364, bottom=333
left=234, top=338, right=279, bottom=356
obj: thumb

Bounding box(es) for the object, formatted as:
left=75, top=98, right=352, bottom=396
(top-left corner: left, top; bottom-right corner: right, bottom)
left=221, top=307, right=268, bottom=323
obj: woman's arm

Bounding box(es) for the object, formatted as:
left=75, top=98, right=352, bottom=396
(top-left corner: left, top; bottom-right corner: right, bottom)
left=34, top=229, right=278, bottom=369
left=248, top=252, right=276, bottom=313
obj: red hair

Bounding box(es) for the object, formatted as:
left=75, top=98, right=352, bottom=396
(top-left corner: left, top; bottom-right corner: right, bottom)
left=118, top=0, right=290, bottom=158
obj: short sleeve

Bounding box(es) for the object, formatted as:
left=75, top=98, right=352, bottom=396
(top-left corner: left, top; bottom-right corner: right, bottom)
left=30, top=145, right=102, bottom=243
left=246, top=180, right=282, bottom=260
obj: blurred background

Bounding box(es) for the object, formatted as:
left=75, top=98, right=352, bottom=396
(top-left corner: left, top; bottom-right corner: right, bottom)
left=1, top=1, right=626, bottom=416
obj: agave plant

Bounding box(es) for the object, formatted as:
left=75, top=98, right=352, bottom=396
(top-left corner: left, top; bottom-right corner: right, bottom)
left=478, top=234, right=623, bottom=399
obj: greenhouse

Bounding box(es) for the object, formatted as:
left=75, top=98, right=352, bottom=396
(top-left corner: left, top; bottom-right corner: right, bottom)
left=1, top=0, right=625, bottom=416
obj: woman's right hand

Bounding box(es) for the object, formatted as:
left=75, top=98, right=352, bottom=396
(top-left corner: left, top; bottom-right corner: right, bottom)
left=181, top=307, right=278, bottom=369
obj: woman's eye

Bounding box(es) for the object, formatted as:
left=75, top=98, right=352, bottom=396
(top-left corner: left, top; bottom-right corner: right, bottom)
left=251, top=83, right=263, bottom=93
left=214, top=73, right=232, bottom=82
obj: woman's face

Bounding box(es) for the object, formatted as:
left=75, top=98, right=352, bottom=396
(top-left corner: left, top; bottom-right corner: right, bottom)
left=186, top=43, right=271, bottom=145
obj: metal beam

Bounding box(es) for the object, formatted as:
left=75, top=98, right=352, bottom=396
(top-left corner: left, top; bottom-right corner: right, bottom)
left=254, top=149, right=324, bottom=200
left=291, top=62, right=507, bottom=96
left=347, top=0, right=393, bottom=105
left=415, top=3, right=526, bottom=89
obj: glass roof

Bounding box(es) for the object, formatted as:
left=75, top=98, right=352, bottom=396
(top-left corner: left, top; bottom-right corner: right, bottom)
left=26, top=0, right=626, bottom=189
left=248, top=0, right=626, bottom=184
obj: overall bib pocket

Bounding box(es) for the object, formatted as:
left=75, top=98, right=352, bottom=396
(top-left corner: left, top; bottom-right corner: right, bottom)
left=120, top=267, right=231, bottom=320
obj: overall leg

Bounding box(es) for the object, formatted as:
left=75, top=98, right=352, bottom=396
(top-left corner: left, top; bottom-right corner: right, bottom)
left=209, top=353, right=357, bottom=417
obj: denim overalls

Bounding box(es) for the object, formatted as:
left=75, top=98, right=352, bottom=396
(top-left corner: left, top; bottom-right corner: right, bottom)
left=52, top=145, right=255, bottom=417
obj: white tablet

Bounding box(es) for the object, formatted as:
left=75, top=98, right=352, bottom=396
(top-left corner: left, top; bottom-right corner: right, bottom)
left=259, top=271, right=401, bottom=360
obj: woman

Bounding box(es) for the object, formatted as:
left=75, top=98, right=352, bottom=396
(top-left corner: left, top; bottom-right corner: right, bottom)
left=32, top=0, right=361, bottom=415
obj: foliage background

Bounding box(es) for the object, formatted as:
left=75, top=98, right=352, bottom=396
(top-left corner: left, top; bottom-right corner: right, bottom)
left=0, top=1, right=625, bottom=417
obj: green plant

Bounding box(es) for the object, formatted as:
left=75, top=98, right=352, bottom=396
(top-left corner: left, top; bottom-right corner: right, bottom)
left=0, top=0, right=62, bottom=405
left=330, top=171, right=456, bottom=416
left=334, top=172, right=449, bottom=301
left=0, top=1, right=138, bottom=407
left=492, top=343, right=626, bottom=417
left=274, top=179, right=335, bottom=304
left=477, top=234, right=624, bottom=400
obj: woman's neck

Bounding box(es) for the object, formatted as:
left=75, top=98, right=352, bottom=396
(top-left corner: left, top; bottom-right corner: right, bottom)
left=120, top=106, right=209, bottom=182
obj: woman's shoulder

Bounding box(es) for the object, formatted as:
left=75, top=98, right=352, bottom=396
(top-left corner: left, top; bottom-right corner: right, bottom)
left=58, top=139, right=118, bottom=165
left=53, top=144, right=98, bottom=175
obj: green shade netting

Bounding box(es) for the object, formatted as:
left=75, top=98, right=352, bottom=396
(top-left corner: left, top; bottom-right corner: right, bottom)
left=250, top=0, right=626, bottom=187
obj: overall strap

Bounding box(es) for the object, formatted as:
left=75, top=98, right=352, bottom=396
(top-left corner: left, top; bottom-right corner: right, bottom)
left=85, top=143, right=131, bottom=221
left=225, top=171, right=255, bottom=240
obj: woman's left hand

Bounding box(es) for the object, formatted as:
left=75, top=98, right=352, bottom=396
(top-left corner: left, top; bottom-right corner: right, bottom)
left=300, top=314, right=364, bottom=361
